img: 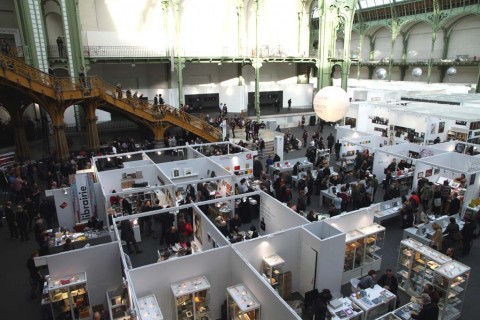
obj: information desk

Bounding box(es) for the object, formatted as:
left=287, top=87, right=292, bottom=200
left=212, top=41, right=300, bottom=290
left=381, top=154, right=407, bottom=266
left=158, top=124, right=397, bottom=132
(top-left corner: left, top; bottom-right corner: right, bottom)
left=48, top=229, right=111, bottom=253
left=402, top=214, right=464, bottom=246
left=327, top=297, right=363, bottom=320
left=348, top=285, right=396, bottom=320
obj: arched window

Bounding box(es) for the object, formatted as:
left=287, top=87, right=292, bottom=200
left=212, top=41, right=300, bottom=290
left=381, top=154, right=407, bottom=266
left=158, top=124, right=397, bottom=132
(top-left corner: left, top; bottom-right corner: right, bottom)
left=311, top=5, right=319, bottom=19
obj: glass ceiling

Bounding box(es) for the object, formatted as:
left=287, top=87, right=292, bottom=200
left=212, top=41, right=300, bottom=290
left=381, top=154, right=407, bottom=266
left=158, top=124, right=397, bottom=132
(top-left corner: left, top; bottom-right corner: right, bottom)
left=357, top=0, right=408, bottom=10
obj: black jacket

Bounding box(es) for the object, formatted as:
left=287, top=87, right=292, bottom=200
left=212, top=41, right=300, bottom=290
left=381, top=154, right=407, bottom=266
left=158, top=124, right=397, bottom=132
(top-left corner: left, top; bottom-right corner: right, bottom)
left=411, top=303, right=439, bottom=320
left=376, top=274, right=398, bottom=294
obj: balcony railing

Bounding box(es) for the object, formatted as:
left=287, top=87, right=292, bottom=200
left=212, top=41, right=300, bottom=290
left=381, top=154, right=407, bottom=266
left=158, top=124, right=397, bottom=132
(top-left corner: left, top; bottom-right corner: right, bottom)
left=83, top=46, right=169, bottom=58
left=47, top=44, right=68, bottom=59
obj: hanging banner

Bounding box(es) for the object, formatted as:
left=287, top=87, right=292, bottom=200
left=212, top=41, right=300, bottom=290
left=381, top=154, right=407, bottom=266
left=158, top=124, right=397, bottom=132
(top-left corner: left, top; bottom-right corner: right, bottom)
left=70, top=173, right=97, bottom=223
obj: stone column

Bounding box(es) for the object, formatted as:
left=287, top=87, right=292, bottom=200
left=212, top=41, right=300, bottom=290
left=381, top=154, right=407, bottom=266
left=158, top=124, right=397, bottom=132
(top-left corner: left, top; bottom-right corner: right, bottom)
left=12, top=110, right=31, bottom=161
left=52, top=121, right=69, bottom=161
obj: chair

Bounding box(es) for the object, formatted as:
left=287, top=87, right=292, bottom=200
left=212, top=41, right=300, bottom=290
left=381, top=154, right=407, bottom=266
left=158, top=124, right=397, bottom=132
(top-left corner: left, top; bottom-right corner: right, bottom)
left=177, top=148, right=185, bottom=157
left=350, top=277, right=360, bottom=294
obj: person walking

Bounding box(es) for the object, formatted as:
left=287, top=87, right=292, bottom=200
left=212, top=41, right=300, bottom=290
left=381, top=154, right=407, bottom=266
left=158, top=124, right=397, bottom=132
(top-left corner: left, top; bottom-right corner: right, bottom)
left=302, top=129, right=308, bottom=148
left=16, top=205, right=29, bottom=241
left=287, top=98, right=292, bottom=110
left=370, top=174, right=379, bottom=202
left=327, top=133, right=335, bottom=153
left=301, top=115, right=306, bottom=129
left=230, top=118, right=236, bottom=138
left=120, top=219, right=143, bottom=254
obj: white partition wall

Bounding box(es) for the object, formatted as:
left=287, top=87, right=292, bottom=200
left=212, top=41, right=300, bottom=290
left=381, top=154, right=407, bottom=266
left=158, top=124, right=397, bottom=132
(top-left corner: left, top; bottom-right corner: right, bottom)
left=97, top=165, right=164, bottom=195
left=233, top=228, right=302, bottom=295
left=192, top=205, right=230, bottom=251
left=122, top=159, right=153, bottom=168
left=259, top=193, right=309, bottom=235
left=302, top=221, right=346, bottom=294
left=157, top=158, right=231, bottom=184
left=46, top=242, right=123, bottom=307
left=230, top=249, right=301, bottom=320
left=128, top=247, right=232, bottom=320
left=324, top=208, right=375, bottom=233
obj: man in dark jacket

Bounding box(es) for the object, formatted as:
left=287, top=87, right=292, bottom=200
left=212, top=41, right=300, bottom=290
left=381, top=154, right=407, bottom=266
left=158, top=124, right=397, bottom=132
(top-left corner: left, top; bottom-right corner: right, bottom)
left=253, top=157, right=263, bottom=179
left=411, top=294, right=439, bottom=320
left=120, top=219, right=142, bottom=254
left=377, top=268, right=399, bottom=309
left=16, top=205, right=29, bottom=241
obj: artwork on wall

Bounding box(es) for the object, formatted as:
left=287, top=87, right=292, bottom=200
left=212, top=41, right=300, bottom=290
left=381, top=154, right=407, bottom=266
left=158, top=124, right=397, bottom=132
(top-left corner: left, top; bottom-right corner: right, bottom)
left=470, top=173, right=476, bottom=186
left=193, top=212, right=202, bottom=245
left=207, top=233, right=212, bottom=244
left=418, top=172, right=424, bottom=179
left=172, top=168, right=180, bottom=178
left=434, top=168, right=440, bottom=175
left=184, top=168, right=192, bottom=176
left=430, top=123, right=436, bottom=134
left=438, top=122, right=445, bottom=134
left=425, top=169, right=433, bottom=177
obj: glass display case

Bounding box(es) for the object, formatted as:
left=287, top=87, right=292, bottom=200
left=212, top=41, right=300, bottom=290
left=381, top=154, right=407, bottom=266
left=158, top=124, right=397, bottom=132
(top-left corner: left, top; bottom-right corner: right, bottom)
left=47, top=272, right=91, bottom=320
left=433, top=261, right=470, bottom=320
left=171, top=276, right=211, bottom=320
left=343, top=229, right=366, bottom=282
left=138, top=294, right=163, bottom=320
left=374, top=302, right=422, bottom=320
left=397, top=238, right=452, bottom=296
left=227, top=284, right=260, bottom=320
left=262, top=254, right=285, bottom=295
left=107, top=283, right=130, bottom=320
left=358, top=223, right=386, bottom=271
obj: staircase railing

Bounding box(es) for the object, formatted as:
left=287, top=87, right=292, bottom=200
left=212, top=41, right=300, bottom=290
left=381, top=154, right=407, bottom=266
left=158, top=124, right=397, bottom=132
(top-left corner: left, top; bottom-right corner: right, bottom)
left=0, top=52, right=222, bottom=141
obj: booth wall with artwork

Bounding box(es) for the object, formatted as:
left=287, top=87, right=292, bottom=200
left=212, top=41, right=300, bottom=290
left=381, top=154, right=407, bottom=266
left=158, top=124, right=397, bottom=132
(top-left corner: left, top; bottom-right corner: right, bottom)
left=210, top=150, right=257, bottom=182
left=97, top=165, right=164, bottom=195
left=414, top=152, right=480, bottom=215
left=258, top=193, right=309, bottom=235
left=157, top=157, right=231, bottom=184
left=191, top=205, right=231, bottom=252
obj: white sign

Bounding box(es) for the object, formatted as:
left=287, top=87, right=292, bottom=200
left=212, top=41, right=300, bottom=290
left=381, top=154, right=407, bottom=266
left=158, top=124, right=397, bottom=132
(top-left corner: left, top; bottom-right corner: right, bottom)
left=71, top=173, right=96, bottom=223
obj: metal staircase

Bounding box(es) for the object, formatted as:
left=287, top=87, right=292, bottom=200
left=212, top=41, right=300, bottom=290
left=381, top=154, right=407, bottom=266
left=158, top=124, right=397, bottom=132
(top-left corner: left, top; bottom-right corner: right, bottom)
left=0, top=52, right=222, bottom=142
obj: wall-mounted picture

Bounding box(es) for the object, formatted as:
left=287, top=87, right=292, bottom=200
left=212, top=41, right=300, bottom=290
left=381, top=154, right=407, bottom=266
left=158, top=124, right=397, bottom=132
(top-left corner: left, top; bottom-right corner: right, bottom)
left=184, top=168, right=192, bottom=176
left=211, top=238, right=217, bottom=248
left=470, top=173, right=476, bottom=186
left=172, top=168, right=180, bottom=178
left=418, top=172, right=424, bottom=179
left=193, top=212, right=202, bottom=245
left=438, top=122, right=445, bottom=134
left=207, top=233, right=212, bottom=244
left=430, top=123, right=436, bottom=134
left=434, top=168, right=440, bottom=175
left=425, top=169, right=433, bottom=177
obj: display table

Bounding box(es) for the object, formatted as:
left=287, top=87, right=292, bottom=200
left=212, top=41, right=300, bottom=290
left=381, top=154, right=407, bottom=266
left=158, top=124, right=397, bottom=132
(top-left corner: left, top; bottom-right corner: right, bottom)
left=327, top=297, right=363, bottom=320
left=269, top=157, right=313, bottom=175
left=375, top=302, right=421, bottom=320
left=373, top=199, right=403, bottom=223
left=348, top=285, right=396, bottom=320
left=402, top=214, right=464, bottom=246
left=48, top=229, right=111, bottom=253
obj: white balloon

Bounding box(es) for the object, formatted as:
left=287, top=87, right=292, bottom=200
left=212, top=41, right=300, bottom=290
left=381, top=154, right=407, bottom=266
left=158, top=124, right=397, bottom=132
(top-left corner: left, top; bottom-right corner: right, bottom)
left=446, top=67, right=457, bottom=76
left=412, top=67, right=423, bottom=78
left=313, top=86, right=350, bottom=122
left=376, top=68, right=387, bottom=80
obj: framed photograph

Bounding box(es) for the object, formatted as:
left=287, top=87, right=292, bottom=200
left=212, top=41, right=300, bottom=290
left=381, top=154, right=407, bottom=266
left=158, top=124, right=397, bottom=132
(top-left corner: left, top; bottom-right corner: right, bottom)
left=193, top=212, right=202, bottom=245
left=434, top=168, right=440, bottom=175
left=470, top=173, right=476, bottom=186
left=417, top=172, right=424, bottom=179
left=207, top=233, right=212, bottom=244
left=430, top=123, right=436, bottom=134
left=172, top=168, right=180, bottom=178
left=438, top=122, right=445, bottom=134
left=425, top=169, right=433, bottom=177
left=211, top=238, right=217, bottom=248
left=184, top=168, right=192, bottom=176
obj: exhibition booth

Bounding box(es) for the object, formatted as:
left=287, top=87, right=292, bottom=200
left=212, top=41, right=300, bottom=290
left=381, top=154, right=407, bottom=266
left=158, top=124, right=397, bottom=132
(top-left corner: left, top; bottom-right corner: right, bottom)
left=371, top=142, right=448, bottom=184
left=37, top=242, right=128, bottom=320
left=127, top=245, right=300, bottom=320
left=427, top=140, right=480, bottom=156
left=414, top=152, right=480, bottom=215
left=324, top=208, right=385, bottom=284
